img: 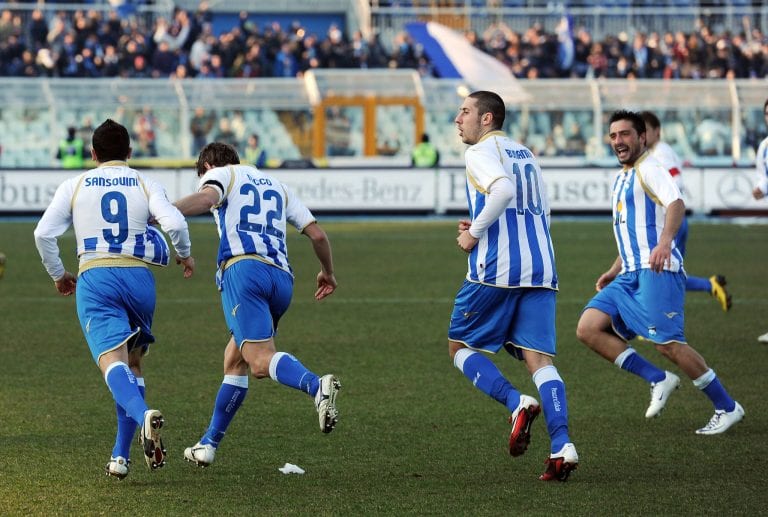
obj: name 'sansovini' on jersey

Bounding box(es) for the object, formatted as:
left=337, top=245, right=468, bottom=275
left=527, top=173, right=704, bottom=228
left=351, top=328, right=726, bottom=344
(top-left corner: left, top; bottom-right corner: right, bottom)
left=199, top=164, right=316, bottom=275
left=464, top=131, right=557, bottom=289
left=611, top=152, right=685, bottom=274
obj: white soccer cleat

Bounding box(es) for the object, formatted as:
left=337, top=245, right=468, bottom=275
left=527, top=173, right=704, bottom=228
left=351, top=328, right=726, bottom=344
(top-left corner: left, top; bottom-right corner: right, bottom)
left=645, top=371, right=681, bottom=418
left=695, top=402, right=745, bottom=435
left=757, top=332, right=768, bottom=344
left=184, top=441, right=216, bottom=467
left=139, top=409, right=166, bottom=470
left=105, top=456, right=130, bottom=480
left=315, top=374, right=341, bottom=434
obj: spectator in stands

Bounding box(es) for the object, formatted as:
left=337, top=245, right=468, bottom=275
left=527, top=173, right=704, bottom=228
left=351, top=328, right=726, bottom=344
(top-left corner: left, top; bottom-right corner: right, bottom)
left=411, top=133, right=439, bottom=168
left=56, top=126, right=85, bottom=169
left=244, top=133, right=267, bottom=169
left=214, top=116, right=239, bottom=150
left=190, top=106, right=215, bottom=156
left=132, top=107, right=160, bottom=157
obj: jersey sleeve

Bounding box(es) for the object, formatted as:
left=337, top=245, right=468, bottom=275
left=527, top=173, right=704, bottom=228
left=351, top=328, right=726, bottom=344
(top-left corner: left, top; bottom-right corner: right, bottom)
left=33, top=177, right=78, bottom=281
left=465, top=145, right=507, bottom=192
left=197, top=167, right=231, bottom=206
left=640, top=161, right=682, bottom=207
left=282, top=182, right=316, bottom=231
left=145, top=176, right=191, bottom=258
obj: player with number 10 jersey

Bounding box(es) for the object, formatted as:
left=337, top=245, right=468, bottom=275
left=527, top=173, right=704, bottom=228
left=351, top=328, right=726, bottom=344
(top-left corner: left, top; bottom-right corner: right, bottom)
left=463, top=132, right=557, bottom=289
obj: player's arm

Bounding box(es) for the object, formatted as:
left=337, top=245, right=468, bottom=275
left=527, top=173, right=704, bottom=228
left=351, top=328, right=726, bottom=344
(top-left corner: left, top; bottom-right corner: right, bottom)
left=147, top=180, right=195, bottom=278
left=457, top=149, right=513, bottom=252
left=595, top=256, right=622, bottom=291
left=302, top=222, right=337, bottom=301
left=174, top=185, right=221, bottom=216
left=649, top=198, right=684, bottom=273
left=33, top=181, right=76, bottom=295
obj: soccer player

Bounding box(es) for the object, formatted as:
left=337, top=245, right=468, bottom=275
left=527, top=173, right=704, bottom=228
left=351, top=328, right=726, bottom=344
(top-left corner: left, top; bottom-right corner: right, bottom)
left=751, top=98, right=768, bottom=343
left=640, top=111, right=731, bottom=311
left=449, top=90, right=578, bottom=482
left=173, top=142, right=340, bottom=468
left=33, top=119, right=195, bottom=479
left=576, top=109, right=744, bottom=435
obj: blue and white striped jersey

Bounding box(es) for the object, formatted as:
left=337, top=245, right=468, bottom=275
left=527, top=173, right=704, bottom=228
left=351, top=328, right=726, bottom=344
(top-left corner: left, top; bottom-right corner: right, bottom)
left=463, top=131, right=557, bottom=289
left=34, top=161, right=191, bottom=280
left=754, top=136, right=768, bottom=196
left=198, top=164, right=315, bottom=275
left=611, top=152, right=685, bottom=274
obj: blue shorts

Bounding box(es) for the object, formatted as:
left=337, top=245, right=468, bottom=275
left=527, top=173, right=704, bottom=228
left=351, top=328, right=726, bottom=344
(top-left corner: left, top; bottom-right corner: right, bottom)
left=220, top=259, right=293, bottom=348
left=76, top=267, right=156, bottom=363
left=448, top=280, right=557, bottom=359
left=585, top=269, right=686, bottom=344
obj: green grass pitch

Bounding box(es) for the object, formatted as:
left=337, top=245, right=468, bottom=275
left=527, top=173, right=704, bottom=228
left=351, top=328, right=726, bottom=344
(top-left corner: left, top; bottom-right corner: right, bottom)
left=0, top=218, right=766, bottom=515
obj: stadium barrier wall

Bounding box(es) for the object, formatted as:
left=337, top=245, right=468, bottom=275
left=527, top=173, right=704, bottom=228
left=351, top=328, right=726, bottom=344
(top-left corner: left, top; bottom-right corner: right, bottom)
left=0, top=167, right=763, bottom=215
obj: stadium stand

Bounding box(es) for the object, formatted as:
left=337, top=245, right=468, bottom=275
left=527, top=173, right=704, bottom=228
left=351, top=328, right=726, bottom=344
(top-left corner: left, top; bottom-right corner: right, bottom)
left=0, top=1, right=765, bottom=167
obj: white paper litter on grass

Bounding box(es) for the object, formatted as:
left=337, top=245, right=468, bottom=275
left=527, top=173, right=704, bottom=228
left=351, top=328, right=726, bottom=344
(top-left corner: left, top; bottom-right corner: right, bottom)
left=278, top=463, right=305, bottom=474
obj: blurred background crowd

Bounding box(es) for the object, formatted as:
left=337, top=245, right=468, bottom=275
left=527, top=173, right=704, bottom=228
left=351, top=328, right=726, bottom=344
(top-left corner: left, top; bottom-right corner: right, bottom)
left=0, top=1, right=766, bottom=80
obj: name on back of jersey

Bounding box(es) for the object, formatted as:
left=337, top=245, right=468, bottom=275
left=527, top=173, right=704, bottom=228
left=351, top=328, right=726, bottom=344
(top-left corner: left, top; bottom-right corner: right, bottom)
left=84, top=176, right=139, bottom=187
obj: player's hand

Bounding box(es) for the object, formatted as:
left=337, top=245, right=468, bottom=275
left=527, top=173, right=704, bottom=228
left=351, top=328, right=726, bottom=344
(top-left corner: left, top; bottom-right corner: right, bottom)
left=595, top=272, right=615, bottom=291
left=457, top=219, right=471, bottom=234
left=456, top=230, right=478, bottom=253
left=55, top=271, right=77, bottom=296
left=176, top=255, right=195, bottom=278
left=753, top=187, right=765, bottom=200
left=315, top=271, right=337, bottom=300
left=648, top=242, right=672, bottom=273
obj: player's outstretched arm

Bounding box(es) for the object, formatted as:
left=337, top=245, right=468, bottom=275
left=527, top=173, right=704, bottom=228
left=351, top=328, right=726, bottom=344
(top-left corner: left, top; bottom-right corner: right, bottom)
left=595, top=256, right=622, bottom=291
left=303, top=222, right=337, bottom=300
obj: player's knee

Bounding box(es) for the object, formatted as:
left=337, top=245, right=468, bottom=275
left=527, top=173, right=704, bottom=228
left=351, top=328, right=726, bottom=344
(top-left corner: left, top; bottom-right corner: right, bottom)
left=575, top=318, right=593, bottom=344
left=447, top=340, right=464, bottom=361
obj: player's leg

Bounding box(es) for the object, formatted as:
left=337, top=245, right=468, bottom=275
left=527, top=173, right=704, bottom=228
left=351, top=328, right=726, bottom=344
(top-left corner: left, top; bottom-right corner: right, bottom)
left=513, top=289, right=577, bottom=481
left=577, top=275, right=674, bottom=417
left=448, top=282, right=538, bottom=456
left=185, top=337, right=249, bottom=467
left=678, top=218, right=731, bottom=310
left=654, top=342, right=743, bottom=434
left=227, top=260, right=340, bottom=434
left=108, top=346, right=146, bottom=478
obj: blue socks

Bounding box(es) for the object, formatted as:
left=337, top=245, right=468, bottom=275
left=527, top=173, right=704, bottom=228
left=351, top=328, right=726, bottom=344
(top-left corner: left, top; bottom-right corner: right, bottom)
left=453, top=348, right=521, bottom=413
left=533, top=365, right=571, bottom=453
left=615, top=348, right=666, bottom=384
left=112, top=377, right=144, bottom=459
left=693, top=368, right=736, bottom=412
left=686, top=275, right=711, bottom=292
left=105, top=362, right=148, bottom=427
left=269, top=352, right=320, bottom=397
left=200, top=375, right=249, bottom=448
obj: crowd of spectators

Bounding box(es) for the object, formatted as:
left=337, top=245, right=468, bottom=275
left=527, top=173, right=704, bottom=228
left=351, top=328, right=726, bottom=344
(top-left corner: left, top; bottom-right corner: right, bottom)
left=0, top=3, right=766, bottom=80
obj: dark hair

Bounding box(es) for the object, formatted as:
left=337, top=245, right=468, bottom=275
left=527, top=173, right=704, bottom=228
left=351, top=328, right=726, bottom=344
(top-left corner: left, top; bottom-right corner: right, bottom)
left=639, top=110, right=661, bottom=130
left=764, top=98, right=768, bottom=112
left=196, top=142, right=240, bottom=176
left=91, top=119, right=130, bottom=161
left=468, top=90, right=506, bottom=130
left=609, top=109, right=646, bottom=136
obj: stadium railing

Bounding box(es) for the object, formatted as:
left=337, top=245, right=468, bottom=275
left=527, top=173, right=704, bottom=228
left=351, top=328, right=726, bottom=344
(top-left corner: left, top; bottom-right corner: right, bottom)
left=0, top=76, right=765, bottom=169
